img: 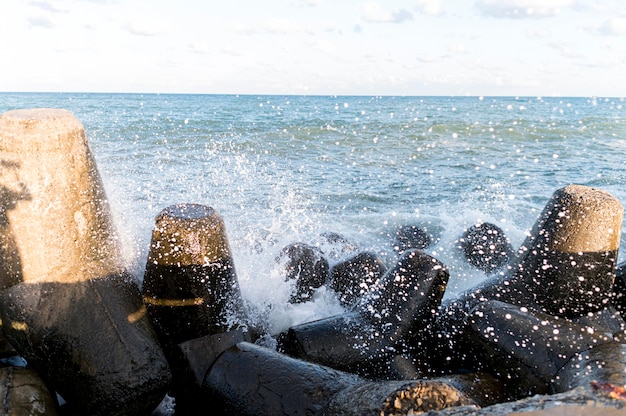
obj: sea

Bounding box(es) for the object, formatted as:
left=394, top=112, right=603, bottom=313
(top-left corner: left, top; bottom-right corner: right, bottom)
left=1, top=93, right=626, bottom=335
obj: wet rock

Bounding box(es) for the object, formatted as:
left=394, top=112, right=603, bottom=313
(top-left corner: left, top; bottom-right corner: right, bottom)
left=173, top=328, right=248, bottom=414
left=429, top=386, right=626, bottom=415
left=329, top=251, right=387, bottom=306
left=318, top=232, right=359, bottom=260
left=571, top=306, right=626, bottom=341
left=456, top=222, right=514, bottom=274
left=1, top=275, right=171, bottom=416
left=393, top=224, right=433, bottom=253
left=276, top=242, right=329, bottom=303
left=277, top=310, right=397, bottom=379
left=555, top=342, right=626, bottom=393
left=504, top=185, right=622, bottom=318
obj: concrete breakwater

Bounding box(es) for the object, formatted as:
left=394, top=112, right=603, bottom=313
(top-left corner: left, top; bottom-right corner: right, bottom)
left=0, top=108, right=626, bottom=415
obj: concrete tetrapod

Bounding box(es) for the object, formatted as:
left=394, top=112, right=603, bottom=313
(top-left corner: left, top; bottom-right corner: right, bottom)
left=457, top=222, right=514, bottom=274
left=611, top=261, right=626, bottom=313
left=142, top=203, right=247, bottom=414
left=142, top=203, right=245, bottom=346
left=392, top=224, right=434, bottom=253
left=0, top=109, right=171, bottom=416
left=429, top=185, right=623, bottom=372
left=278, top=249, right=448, bottom=379
left=466, top=300, right=616, bottom=399
left=329, top=251, right=387, bottom=307
left=202, top=341, right=483, bottom=416
left=0, top=366, right=59, bottom=416
left=276, top=242, right=329, bottom=303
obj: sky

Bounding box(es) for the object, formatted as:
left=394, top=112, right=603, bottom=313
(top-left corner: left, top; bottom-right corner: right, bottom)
left=1, top=0, right=626, bottom=96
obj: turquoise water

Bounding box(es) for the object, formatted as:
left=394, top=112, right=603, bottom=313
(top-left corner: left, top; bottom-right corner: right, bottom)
left=2, top=93, right=626, bottom=331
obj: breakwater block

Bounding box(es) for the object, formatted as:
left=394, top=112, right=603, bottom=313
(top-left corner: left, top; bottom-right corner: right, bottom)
left=457, top=222, right=514, bottom=273
left=203, top=341, right=477, bottom=415
left=393, top=224, right=433, bottom=252
left=142, top=203, right=245, bottom=346
left=0, top=366, right=59, bottom=415
left=430, top=185, right=623, bottom=370
left=276, top=242, right=329, bottom=303
left=142, top=203, right=247, bottom=414
left=510, top=184, right=623, bottom=316
left=329, top=251, right=386, bottom=306
left=0, top=109, right=171, bottom=416
left=278, top=249, right=448, bottom=379
left=466, top=300, right=615, bottom=398
left=612, top=261, right=626, bottom=312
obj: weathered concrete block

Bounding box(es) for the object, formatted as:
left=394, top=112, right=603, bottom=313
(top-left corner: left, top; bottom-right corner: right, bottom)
left=142, top=203, right=247, bottom=415
left=276, top=242, right=329, bottom=303
left=0, top=366, right=59, bottom=416
left=427, top=185, right=623, bottom=373
left=204, top=342, right=477, bottom=416
left=329, top=251, right=386, bottom=306
left=278, top=249, right=448, bottom=379
left=0, top=109, right=171, bottom=416
left=142, top=203, right=245, bottom=346
left=466, top=300, right=614, bottom=399
left=0, top=109, right=124, bottom=288
left=457, top=222, right=514, bottom=274
left=393, top=224, right=434, bottom=252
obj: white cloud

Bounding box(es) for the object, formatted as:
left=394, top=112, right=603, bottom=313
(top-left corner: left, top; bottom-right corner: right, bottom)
left=526, top=26, right=551, bottom=39
left=188, top=42, right=210, bottom=55
left=219, top=45, right=242, bottom=57
left=290, top=0, right=325, bottom=6
left=447, top=43, right=467, bottom=54
left=263, top=18, right=303, bottom=34
left=29, top=1, right=65, bottom=13
left=315, top=39, right=336, bottom=54
left=233, top=19, right=304, bottom=35
left=600, top=18, right=626, bottom=36
left=416, top=54, right=446, bottom=63
left=548, top=42, right=583, bottom=59
left=1, top=0, right=624, bottom=96
left=121, top=17, right=168, bottom=36
left=415, top=0, right=443, bottom=16
left=361, top=1, right=413, bottom=23
left=476, top=0, right=578, bottom=19
left=27, top=15, right=54, bottom=28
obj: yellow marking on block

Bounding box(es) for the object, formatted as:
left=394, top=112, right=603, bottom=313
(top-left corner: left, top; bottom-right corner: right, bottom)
left=143, top=296, right=204, bottom=307
left=10, top=321, right=27, bottom=331
left=127, top=305, right=147, bottom=324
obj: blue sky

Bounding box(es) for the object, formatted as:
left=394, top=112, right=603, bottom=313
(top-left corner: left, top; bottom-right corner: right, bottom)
left=1, top=0, right=625, bottom=96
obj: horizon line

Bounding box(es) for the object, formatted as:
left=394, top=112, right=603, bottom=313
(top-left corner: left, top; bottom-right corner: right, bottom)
left=1, top=91, right=625, bottom=100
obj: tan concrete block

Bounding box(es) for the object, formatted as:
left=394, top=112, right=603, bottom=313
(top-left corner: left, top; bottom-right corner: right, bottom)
left=0, top=108, right=123, bottom=287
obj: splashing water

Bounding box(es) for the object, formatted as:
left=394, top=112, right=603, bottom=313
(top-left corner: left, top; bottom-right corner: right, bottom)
left=3, top=93, right=626, bottom=335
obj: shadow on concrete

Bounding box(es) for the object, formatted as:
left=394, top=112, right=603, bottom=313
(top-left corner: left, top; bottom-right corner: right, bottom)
left=0, top=159, right=30, bottom=289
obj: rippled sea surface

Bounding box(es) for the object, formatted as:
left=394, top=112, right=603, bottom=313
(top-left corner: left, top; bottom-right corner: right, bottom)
left=2, top=93, right=626, bottom=331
